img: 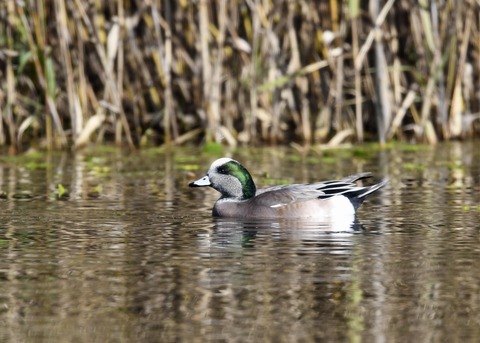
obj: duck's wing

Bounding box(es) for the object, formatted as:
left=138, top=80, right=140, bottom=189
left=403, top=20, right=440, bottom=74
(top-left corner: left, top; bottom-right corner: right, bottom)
left=255, top=173, right=373, bottom=196
left=252, top=188, right=299, bottom=207
left=255, top=174, right=387, bottom=209
left=254, top=181, right=353, bottom=208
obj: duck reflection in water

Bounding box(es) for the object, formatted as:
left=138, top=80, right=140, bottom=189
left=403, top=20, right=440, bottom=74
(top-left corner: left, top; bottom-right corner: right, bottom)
left=209, top=217, right=367, bottom=250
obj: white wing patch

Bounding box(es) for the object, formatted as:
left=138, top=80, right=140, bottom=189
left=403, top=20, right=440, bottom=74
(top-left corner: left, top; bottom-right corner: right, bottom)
left=270, top=203, right=286, bottom=208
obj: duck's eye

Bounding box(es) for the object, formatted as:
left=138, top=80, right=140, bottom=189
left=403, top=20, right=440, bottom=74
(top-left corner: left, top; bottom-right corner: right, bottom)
left=217, top=166, right=229, bottom=175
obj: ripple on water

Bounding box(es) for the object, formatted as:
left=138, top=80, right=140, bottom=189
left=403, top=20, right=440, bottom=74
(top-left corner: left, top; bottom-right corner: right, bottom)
left=1, top=145, right=480, bottom=342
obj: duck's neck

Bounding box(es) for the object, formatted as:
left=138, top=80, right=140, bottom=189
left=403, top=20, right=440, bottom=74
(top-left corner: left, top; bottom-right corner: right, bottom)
left=241, top=177, right=256, bottom=199
left=233, top=164, right=256, bottom=199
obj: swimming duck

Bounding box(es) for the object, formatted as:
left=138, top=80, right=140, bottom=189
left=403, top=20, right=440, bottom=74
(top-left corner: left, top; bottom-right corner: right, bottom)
left=189, top=157, right=387, bottom=220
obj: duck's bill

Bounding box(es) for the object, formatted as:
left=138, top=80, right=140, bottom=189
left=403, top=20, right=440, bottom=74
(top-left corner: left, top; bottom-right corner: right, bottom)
left=189, top=175, right=211, bottom=187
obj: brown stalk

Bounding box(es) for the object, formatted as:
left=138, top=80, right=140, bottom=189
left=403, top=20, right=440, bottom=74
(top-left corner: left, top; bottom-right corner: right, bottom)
left=211, top=0, right=228, bottom=144
left=152, top=0, right=175, bottom=145
left=198, top=0, right=215, bottom=142
left=369, top=0, right=392, bottom=144
left=5, top=0, right=16, bottom=147
left=248, top=0, right=261, bottom=143
left=448, top=4, right=473, bottom=138
left=55, top=0, right=78, bottom=140
left=351, top=13, right=363, bottom=142
left=17, top=2, right=67, bottom=147
left=387, top=85, right=418, bottom=140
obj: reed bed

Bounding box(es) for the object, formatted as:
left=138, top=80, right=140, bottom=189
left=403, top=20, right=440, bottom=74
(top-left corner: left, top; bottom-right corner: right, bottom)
left=0, top=0, right=479, bottom=150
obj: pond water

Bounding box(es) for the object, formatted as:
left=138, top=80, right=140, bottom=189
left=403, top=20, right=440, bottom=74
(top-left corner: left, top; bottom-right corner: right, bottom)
left=0, top=143, right=479, bottom=342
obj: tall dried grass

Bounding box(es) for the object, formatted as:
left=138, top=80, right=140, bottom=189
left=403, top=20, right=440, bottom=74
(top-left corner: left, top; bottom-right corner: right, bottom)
left=0, top=0, right=479, bottom=150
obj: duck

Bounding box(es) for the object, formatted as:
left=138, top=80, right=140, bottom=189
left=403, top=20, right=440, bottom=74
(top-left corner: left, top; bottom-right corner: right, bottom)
left=189, top=157, right=387, bottom=220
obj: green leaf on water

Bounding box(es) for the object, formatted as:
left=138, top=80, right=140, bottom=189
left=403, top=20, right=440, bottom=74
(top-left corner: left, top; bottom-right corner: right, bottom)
left=58, top=183, right=66, bottom=198
left=462, top=205, right=480, bottom=211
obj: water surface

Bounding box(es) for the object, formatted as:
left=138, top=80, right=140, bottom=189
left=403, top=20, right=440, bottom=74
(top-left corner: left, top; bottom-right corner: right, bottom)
left=0, top=143, right=479, bottom=342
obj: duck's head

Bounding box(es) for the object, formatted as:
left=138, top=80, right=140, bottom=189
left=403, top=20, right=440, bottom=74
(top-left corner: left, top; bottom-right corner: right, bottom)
left=189, top=158, right=256, bottom=200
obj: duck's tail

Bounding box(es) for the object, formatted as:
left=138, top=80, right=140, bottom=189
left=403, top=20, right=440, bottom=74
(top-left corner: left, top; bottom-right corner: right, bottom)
left=348, top=177, right=388, bottom=210
left=316, top=173, right=388, bottom=208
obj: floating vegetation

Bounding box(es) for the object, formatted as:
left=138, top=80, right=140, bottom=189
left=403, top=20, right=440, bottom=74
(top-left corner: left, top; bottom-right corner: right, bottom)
left=462, top=205, right=480, bottom=211
left=307, top=156, right=337, bottom=165
left=11, top=193, right=34, bottom=200
left=401, top=163, right=426, bottom=171
left=56, top=183, right=69, bottom=200
left=386, top=142, right=430, bottom=153
left=178, top=164, right=200, bottom=172
left=25, top=161, right=50, bottom=170
left=203, top=143, right=224, bottom=155
left=87, top=185, right=103, bottom=199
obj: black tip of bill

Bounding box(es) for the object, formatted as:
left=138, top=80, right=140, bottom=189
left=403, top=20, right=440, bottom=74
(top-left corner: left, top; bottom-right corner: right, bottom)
left=189, top=176, right=211, bottom=187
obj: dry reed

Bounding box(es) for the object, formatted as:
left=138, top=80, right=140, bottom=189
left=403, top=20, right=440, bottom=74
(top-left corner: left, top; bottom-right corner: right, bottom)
left=0, top=0, right=479, bottom=150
